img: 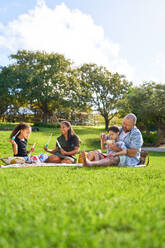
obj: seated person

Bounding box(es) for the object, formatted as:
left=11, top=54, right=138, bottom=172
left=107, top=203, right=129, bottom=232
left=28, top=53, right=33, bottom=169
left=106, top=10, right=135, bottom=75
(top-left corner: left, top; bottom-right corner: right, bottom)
left=9, top=122, right=48, bottom=163
left=9, top=122, right=34, bottom=157
left=82, top=125, right=127, bottom=167
left=44, top=121, right=80, bottom=164
left=82, top=113, right=143, bottom=167
left=86, top=126, right=125, bottom=160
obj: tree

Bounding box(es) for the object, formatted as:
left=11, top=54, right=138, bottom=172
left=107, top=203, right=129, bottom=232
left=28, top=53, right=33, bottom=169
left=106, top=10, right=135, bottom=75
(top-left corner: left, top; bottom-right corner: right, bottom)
left=118, top=82, right=165, bottom=144
left=10, top=50, right=73, bottom=123
left=0, top=66, right=21, bottom=120
left=78, top=64, right=132, bottom=129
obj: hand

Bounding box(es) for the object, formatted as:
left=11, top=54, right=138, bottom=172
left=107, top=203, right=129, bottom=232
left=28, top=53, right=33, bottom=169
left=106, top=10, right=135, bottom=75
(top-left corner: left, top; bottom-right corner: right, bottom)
left=127, top=148, right=138, bottom=157
left=107, top=143, right=118, bottom=151
left=61, top=149, right=66, bottom=155
left=44, top=146, right=48, bottom=152
left=100, top=133, right=106, bottom=141
left=108, top=153, right=116, bottom=157
left=31, top=147, right=35, bottom=152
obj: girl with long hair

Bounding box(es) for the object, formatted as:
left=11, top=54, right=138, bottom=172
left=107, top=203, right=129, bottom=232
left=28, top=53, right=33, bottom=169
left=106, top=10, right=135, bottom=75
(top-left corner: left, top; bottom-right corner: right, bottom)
left=10, top=122, right=34, bottom=157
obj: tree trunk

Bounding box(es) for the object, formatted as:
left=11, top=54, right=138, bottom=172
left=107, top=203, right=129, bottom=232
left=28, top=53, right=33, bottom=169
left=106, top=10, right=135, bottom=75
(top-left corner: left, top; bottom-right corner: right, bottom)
left=42, top=102, right=49, bottom=123
left=43, top=111, right=48, bottom=123
left=156, top=125, right=165, bottom=146
left=102, top=114, right=109, bottom=130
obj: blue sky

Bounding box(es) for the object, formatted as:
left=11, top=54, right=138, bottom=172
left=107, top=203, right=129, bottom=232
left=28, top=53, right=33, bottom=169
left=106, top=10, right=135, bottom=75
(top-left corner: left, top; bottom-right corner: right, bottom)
left=0, top=0, right=165, bottom=84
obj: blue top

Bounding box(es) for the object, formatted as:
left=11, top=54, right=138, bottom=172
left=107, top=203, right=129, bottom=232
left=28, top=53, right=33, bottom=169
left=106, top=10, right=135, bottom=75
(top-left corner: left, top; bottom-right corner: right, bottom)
left=119, top=127, right=143, bottom=166
left=106, top=135, right=126, bottom=154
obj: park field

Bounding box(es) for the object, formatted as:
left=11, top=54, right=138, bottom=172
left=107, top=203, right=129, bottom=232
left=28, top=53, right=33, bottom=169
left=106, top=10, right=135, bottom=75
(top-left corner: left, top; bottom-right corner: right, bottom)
left=0, top=125, right=165, bottom=248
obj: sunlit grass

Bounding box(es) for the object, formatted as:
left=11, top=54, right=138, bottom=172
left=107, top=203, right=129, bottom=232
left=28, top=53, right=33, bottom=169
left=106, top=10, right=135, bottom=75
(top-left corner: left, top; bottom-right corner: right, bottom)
left=0, top=126, right=165, bottom=248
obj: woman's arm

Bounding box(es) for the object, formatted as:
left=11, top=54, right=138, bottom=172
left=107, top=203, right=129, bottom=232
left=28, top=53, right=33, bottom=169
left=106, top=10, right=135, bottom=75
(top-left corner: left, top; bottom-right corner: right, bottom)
left=44, top=146, right=58, bottom=154
left=61, top=146, right=80, bottom=156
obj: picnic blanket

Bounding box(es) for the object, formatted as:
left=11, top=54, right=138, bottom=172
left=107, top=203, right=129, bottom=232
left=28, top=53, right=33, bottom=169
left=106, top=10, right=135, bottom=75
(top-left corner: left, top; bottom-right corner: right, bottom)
left=0, top=162, right=83, bottom=168
left=0, top=162, right=147, bottom=168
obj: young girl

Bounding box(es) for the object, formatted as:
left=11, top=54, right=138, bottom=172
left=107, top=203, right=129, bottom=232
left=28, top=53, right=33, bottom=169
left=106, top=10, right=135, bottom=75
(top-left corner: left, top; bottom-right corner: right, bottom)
left=82, top=126, right=127, bottom=167
left=10, top=123, right=34, bottom=157
left=44, top=121, right=80, bottom=164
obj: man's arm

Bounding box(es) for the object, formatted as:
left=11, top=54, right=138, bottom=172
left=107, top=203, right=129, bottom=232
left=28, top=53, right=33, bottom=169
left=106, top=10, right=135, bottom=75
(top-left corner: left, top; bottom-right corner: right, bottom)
left=110, top=148, right=127, bottom=157
left=107, top=143, right=121, bottom=152
left=107, top=145, right=138, bottom=157
left=126, top=148, right=138, bottom=157
left=126, top=130, right=143, bottom=157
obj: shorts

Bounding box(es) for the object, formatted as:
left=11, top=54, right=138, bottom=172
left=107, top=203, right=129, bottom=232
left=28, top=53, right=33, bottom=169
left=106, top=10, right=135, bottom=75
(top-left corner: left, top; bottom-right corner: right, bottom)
left=118, top=155, right=126, bottom=167
left=24, top=154, right=48, bottom=163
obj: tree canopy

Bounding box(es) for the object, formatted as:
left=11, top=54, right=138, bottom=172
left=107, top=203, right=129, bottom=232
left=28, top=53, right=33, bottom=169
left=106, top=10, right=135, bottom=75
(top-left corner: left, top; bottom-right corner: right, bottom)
left=78, top=64, right=132, bottom=129
left=1, top=49, right=165, bottom=131
left=118, top=82, right=165, bottom=142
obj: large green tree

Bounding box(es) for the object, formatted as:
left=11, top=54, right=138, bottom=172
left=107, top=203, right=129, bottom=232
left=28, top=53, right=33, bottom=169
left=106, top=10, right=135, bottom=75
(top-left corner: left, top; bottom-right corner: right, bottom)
left=10, top=50, right=75, bottom=123
left=78, top=64, right=132, bottom=129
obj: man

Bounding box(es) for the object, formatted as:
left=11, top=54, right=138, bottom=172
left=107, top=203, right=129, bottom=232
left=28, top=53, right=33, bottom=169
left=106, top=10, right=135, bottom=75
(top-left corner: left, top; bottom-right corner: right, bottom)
left=82, top=113, right=143, bottom=167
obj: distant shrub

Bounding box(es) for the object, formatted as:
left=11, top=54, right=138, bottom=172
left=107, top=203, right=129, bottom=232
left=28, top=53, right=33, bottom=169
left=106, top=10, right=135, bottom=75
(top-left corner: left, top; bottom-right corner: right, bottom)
left=33, top=122, right=60, bottom=128
left=142, top=132, right=158, bottom=146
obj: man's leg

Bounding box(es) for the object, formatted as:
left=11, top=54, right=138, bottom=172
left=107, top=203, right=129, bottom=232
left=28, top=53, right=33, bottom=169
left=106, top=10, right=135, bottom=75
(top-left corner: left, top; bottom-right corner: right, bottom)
left=82, top=151, right=119, bottom=167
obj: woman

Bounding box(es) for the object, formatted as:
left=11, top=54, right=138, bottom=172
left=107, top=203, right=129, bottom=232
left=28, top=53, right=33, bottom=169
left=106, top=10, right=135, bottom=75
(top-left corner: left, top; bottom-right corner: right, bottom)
left=44, top=121, right=80, bottom=164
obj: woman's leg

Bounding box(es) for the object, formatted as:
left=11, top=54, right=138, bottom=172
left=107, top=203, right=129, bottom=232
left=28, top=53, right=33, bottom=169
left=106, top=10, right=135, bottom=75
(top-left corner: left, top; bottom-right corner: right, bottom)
left=45, top=155, right=61, bottom=163
left=82, top=151, right=119, bottom=167
left=61, top=159, right=72, bottom=164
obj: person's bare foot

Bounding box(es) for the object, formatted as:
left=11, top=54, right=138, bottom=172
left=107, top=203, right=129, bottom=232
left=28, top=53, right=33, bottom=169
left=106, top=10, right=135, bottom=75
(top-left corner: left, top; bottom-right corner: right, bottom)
left=81, top=151, right=91, bottom=167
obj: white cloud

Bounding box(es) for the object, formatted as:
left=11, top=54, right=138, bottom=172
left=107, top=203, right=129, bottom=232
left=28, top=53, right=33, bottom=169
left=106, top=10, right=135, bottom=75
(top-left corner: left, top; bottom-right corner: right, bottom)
left=0, top=0, right=135, bottom=80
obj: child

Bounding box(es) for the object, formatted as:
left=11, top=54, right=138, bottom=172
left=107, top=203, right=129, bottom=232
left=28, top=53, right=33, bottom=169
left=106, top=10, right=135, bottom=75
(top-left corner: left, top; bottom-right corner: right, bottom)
left=10, top=123, right=34, bottom=157
left=101, top=126, right=127, bottom=157
left=82, top=126, right=127, bottom=167
left=10, top=123, right=48, bottom=163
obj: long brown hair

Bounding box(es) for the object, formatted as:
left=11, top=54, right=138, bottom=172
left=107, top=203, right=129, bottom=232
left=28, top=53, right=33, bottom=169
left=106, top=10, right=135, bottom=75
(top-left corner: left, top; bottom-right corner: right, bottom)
left=61, top=121, right=80, bottom=144
left=10, top=123, right=31, bottom=139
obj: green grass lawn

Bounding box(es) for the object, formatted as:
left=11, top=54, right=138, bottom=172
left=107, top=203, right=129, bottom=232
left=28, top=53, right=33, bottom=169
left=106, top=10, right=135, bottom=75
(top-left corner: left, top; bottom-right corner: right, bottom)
left=0, top=125, right=165, bottom=248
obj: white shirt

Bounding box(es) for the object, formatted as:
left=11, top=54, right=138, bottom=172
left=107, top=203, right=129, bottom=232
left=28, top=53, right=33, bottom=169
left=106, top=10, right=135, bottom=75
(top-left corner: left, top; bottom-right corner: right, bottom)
left=119, top=130, right=130, bottom=141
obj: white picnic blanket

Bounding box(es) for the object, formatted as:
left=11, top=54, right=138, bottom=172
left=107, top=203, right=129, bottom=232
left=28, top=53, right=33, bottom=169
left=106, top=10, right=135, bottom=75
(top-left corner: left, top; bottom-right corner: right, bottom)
left=0, top=163, right=146, bottom=168
left=0, top=162, right=83, bottom=168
